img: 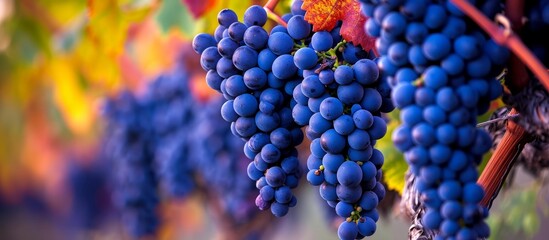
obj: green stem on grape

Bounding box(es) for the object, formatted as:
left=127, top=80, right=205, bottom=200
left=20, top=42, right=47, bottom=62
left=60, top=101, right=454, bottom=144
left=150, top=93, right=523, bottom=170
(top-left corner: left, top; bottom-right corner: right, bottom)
left=264, top=0, right=287, bottom=27
left=294, top=41, right=307, bottom=50
left=412, top=77, right=424, bottom=87
left=323, top=40, right=347, bottom=69
left=327, top=40, right=348, bottom=57
left=449, top=0, right=549, bottom=93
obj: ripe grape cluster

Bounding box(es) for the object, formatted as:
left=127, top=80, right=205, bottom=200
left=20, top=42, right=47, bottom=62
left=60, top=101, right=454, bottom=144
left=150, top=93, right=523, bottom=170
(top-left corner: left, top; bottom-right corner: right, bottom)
left=64, top=155, right=109, bottom=230
left=102, top=90, right=160, bottom=238
left=193, top=1, right=395, bottom=237
left=191, top=96, right=261, bottom=224
left=288, top=18, right=392, bottom=240
left=192, top=4, right=306, bottom=217
left=145, top=70, right=198, bottom=198
left=102, top=68, right=200, bottom=237
left=359, top=0, right=509, bottom=239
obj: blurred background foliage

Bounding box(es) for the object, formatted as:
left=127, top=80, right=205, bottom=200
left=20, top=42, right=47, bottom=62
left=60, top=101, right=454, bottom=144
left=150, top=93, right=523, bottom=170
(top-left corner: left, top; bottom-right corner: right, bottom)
left=0, top=0, right=548, bottom=239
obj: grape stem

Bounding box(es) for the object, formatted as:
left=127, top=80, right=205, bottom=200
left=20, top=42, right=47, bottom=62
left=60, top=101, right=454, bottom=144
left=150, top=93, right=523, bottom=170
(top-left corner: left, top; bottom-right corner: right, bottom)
left=264, top=0, right=288, bottom=27
left=449, top=0, right=549, bottom=92
left=502, top=0, right=529, bottom=92
left=469, top=0, right=535, bottom=209
left=476, top=113, right=520, bottom=128
left=478, top=109, right=531, bottom=208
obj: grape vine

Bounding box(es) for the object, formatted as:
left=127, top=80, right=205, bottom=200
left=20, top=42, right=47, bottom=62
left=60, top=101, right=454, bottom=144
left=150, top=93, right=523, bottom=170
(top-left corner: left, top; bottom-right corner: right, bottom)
left=187, top=0, right=549, bottom=239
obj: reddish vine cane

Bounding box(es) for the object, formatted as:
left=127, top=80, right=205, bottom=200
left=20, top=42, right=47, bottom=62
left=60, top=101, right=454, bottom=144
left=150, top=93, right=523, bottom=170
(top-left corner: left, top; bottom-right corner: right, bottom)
left=450, top=0, right=540, bottom=209
left=264, top=0, right=288, bottom=27
left=450, top=0, right=549, bottom=92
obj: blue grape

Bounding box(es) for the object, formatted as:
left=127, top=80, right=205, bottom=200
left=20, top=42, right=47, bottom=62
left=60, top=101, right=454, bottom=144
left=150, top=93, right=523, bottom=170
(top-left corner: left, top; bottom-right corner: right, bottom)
left=272, top=54, right=298, bottom=79
left=217, top=9, right=238, bottom=27
left=244, top=26, right=269, bottom=50
left=193, top=33, right=217, bottom=54
left=233, top=46, right=258, bottom=71
left=294, top=47, right=318, bottom=70
left=311, top=31, right=333, bottom=51
left=287, top=15, right=311, bottom=40
left=243, top=5, right=267, bottom=27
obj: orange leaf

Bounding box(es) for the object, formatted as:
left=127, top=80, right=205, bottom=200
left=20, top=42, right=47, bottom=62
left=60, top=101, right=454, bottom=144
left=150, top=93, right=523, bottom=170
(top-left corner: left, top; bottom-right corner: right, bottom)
left=302, top=0, right=351, bottom=32
left=303, top=0, right=375, bottom=50
left=340, top=0, right=375, bottom=50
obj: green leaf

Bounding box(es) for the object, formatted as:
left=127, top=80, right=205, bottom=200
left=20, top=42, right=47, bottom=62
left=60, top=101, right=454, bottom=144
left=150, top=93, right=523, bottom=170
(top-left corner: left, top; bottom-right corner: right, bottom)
left=155, top=0, right=196, bottom=35
left=488, top=183, right=542, bottom=238
left=522, top=212, right=540, bottom=236
left=379, top=111, right=407, bottom=194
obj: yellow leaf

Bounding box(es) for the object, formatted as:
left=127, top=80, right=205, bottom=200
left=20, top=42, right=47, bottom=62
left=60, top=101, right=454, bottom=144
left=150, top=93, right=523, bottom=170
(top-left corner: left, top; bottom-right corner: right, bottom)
left=194, top=0, right=262, bottom=35
left=379, top=119, right=407, bottom=195
left=47, top=57, right=95, bottom=135
left=39, top=0, right=87, bottom=27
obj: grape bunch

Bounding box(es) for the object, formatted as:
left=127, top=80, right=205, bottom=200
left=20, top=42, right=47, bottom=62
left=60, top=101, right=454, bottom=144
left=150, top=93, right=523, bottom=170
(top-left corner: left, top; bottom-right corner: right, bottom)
left=191, top=96, right=262, bottom=224
left=145, top=69, right=198, bottom=198
left=261, top=2, right=392, bottom=239
left=102, top=67, right=200, bottom=237
left=102, top=90, right=160, bottom=238
left=359, top=0, right=510, bottom=239
left=293, top=33, right=390, bottom=240
left=192, top=4, right=306, bottom=217
left=63, top=154, right=110, bottom=230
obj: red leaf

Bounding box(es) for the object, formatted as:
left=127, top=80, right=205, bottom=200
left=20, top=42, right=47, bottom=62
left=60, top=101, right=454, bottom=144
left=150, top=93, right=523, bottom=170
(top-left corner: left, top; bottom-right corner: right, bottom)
left=302, top=0, right=375, bottom=51
left=182, top=0, right=217, bottom=19
left=340, top=1, right=375, bottom=51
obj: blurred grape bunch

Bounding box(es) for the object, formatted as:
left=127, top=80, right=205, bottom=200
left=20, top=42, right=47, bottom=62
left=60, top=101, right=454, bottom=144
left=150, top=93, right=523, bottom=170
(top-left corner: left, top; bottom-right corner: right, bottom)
left=144, top=68, right=199, bottom=198
left=102, top=63, right=202, bottom=237
left=102, top=89, right=160, bottom=238
left=61, top=151, right=112, bottom=232
left=191, top=96, right=275, bottom=238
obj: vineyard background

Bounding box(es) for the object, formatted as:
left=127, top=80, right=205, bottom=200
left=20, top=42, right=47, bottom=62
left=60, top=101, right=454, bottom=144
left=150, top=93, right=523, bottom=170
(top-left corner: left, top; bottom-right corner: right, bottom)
left=0, top=0, right=548, bottom=239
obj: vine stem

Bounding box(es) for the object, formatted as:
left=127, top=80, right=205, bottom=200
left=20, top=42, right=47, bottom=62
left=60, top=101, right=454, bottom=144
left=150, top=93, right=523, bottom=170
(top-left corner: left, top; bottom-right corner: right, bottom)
left=449, top=0, right=549, bottom=92
left=471, top=0, right=533, bottom=208
left=502, top=0, right=529, bottom=92
left=264, top=0, right=287, bottom=27
left=478, top=109, right=531, bottom=208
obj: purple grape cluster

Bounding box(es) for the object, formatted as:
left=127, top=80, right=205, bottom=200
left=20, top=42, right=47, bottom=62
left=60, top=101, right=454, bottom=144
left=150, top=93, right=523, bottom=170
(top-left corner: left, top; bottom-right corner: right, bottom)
left=359, top=0, right=509, bottom=239
left=191, top=96, right=262, bottom=224
left=192, top=4, right=307, bottom=217
left=102, top=90, right=160, bottom=238
left=63, top=154, right=110, bottom=231
left=291, top=27, right=391, bottom=240
left=102, top=67, right=199, bottom=237
left=144, top=69, right=198, bottom=198
left=265, top=2, right=392, bottom=239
